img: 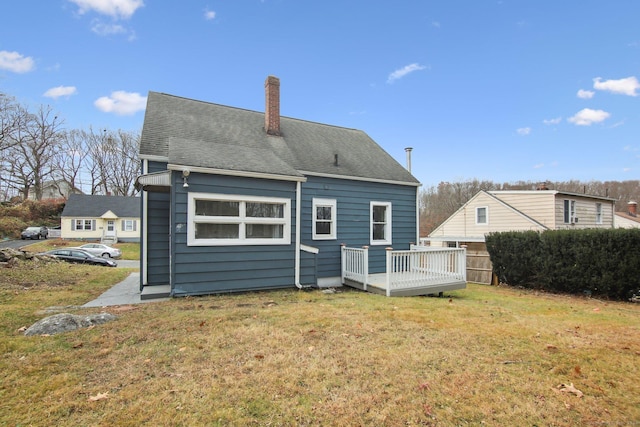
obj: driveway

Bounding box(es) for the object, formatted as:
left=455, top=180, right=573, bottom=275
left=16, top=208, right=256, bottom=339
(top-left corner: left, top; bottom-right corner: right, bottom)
left=0, top=239, right=34, bottom=250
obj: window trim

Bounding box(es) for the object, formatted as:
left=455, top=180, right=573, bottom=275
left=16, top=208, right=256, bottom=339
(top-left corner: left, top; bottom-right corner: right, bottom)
left=595, top=203, right=603, bottom=225
left=312, top=198, right=337, bottom=240
left=73, top=219, right=95, bottom=231
left=187, top=192, right=291, bottom=246
left=476, top=206, right=488, bottom=225
left=563, top=199, right=576, bottom=224
left=370, top=201, right=392, bottom=246
left=122, top=219, right=136, bottom=232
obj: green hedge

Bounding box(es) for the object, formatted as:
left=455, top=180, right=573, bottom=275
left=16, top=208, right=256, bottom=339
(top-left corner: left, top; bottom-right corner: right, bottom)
left=486, top=228, right=640, bottom=301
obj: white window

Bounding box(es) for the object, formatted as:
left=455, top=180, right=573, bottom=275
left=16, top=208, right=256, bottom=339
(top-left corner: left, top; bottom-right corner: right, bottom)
left=73, top=219, right=94, bottom=231
left=312, top=198, right=336, bottom=240
left=370, top=201, right=392, bottom=245
left=476, top=206, right=488, bottom=225
left=187, top=192, right=291, bottom=246
left=122, top=219, right=136, bottom=232
left=563, top=200, right=576, bottom=224
left=595, top=203, right=603, bottom=224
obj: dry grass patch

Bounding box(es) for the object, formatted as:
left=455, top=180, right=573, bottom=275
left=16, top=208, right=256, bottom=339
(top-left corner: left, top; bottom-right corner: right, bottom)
left=1, top=276, right=639, bottom=426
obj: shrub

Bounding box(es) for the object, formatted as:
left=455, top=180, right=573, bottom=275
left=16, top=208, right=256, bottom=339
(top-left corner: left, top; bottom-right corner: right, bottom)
left=487, top=228, right=640, bottom=301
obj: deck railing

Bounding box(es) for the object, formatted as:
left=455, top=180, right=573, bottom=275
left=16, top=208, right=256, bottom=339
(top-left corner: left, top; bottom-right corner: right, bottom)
left=342, top=244, right=466, bottom=296
left=341, top=245, right=369, bottom=290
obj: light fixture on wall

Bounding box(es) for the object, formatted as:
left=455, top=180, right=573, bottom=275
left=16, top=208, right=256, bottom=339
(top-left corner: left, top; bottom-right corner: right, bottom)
left=182, top=169, right=190, bottom=188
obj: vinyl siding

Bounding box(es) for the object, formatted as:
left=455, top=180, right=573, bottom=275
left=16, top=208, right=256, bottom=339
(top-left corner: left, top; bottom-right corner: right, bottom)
left=144, top=161, right=171, bottom=286
left=430, top=192, right=546, bottom=240
left=488, top=192, right=556, bottom=228
left=553, top=195, right=614, bottom=229
left=300, top=176, right=418, bottom=276
left=171, top=173, right=298, bottom=296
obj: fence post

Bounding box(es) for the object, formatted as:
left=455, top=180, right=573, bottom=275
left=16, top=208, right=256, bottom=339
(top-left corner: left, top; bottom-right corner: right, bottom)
left=340, top=243, right=346, bottom=284
left=385, top=247, right=393, bottom=297
left=362, top=246, right=369, bottom=291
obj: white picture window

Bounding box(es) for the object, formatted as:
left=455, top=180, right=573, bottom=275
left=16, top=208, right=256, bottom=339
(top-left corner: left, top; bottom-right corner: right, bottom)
left=187, top=192, right=291, bottom=246
left=312, top=198, right=337, bottom=240
left=370, top=201, right=392, bottom=245
left=476, top=206, right=488, bottom=225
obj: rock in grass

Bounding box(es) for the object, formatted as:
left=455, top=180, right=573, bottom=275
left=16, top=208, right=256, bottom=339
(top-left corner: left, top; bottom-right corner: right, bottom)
left=24, top=313, right=117, bottom=336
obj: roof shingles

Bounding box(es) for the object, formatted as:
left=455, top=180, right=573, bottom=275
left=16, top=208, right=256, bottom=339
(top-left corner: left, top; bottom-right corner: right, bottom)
left=140, top=91, right=419, bottom=185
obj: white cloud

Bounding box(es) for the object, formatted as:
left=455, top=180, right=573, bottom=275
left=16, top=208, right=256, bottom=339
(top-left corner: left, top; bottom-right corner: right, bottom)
left=567, top=108, right=610, bottom=126
left=533, top=163, right=544, bottom=169
left=517, top=127, right=531, bottom=136
left=43, top=86, right=78, bottom=99
left=577, top=89, right=594, bottom=99
left=68, top=0, right=144, bottom=19
left=0, top=50, right=35, bottom=73
left=204, top=9, right=216, bottom=20
left=543, top=117, right=562, bottom=125
left=387, top=63, right=428, bottom=83
left=91, top=21, right=127, bottom=36
left=593, top=76, right=639, bottom=96
left=94, top=90, right=147, bottom=115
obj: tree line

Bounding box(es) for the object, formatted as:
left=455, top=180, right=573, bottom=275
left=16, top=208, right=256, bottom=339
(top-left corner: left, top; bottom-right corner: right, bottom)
left=0, top=92, right=140, bottom=201
left=419, top=179, right=640, bottom=236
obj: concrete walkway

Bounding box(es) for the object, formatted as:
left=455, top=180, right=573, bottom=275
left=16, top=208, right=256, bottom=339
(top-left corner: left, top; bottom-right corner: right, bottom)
left=82, top=272, right=169, bottom=307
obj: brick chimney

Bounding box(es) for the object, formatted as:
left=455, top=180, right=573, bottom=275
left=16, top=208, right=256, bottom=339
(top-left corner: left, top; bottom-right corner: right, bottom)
left=264, top=75, right=281, bottom=136
left=628, top=201, right=638, bottom=216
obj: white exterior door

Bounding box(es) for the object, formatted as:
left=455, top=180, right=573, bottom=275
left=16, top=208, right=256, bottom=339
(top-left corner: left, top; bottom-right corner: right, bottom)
left=105, top=220, right=116, bottom=238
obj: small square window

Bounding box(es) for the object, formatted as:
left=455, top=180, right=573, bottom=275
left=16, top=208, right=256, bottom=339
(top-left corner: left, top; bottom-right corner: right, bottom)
left=312, top=198, right=336, bottom=240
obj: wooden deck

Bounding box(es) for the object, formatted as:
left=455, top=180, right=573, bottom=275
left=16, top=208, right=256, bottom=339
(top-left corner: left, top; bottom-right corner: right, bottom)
left=341, top=245, right=467, bottom=297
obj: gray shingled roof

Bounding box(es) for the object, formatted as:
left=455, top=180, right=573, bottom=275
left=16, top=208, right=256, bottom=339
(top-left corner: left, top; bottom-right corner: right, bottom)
left=139, top=91, right=419, bottom=184
left=61, top=194, right=140, bottom=217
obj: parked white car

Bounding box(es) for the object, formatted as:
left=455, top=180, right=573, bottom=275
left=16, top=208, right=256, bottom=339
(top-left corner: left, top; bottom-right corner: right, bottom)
left=72, top=243, right=122, bottom=259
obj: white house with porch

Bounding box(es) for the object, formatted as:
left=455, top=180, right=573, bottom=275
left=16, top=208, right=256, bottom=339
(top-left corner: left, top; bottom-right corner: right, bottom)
left=60, top=194, right=140, bottom=243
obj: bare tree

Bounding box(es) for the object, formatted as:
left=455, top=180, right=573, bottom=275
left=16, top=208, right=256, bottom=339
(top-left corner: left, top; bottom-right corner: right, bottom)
left=107, top=129, right=140, bottom=196
left=4, top=105, right=64, bottom=200
left=84, top=128, right=113, bottom=195
left=51, top=129, right=91, bottom=197
left=0, top=93, right=21, bottom=151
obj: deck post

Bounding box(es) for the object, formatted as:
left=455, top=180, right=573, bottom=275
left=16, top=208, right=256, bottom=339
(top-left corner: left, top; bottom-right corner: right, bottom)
left=340, top=243, right=346, bottom=284
left=362, top=246, right=369, bottom=291
left=385, top=247, right=393, bottom=297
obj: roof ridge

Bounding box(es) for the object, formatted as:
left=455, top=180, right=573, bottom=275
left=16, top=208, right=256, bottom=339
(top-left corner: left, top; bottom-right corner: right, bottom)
left=150, top=91, right=362, bottom=133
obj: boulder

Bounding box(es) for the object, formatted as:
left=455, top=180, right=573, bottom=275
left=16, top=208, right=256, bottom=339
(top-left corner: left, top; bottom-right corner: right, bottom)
left=24, top=312, right=117, bottom=336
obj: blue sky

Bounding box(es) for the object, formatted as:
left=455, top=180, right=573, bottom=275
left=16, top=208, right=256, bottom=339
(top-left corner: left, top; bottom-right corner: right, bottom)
left=1, top=0, right=639, bottom=188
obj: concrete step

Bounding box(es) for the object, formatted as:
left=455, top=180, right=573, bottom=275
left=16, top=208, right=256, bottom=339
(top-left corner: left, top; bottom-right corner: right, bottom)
left=140, top=284, right=171, bottom=300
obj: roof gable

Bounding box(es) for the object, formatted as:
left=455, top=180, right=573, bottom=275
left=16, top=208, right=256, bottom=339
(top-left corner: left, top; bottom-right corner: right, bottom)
left=429, top=190, right=548, bottom=238
left=140, top=91, right=419, bottom=185
left=61, top=194, right=140, bottom=218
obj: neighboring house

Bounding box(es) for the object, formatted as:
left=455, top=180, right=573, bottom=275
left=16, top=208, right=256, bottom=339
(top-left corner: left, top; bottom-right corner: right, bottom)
left=615, top=201, right=640, bottom=229
left=135, top=76, right=420, bottom=298
left=60, top=194, right=141, bottom=243
left=427, top=189, right=617, bottom=247
left=27, top=180, right=83, bottom=200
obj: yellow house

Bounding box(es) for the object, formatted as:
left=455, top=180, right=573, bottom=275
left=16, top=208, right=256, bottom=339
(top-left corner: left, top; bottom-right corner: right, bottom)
left=60, top=194, right=140, bottom=243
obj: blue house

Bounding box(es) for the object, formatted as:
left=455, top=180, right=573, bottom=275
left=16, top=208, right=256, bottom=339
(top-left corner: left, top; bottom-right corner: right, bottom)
left=135, top=76, right=450, bottom=298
